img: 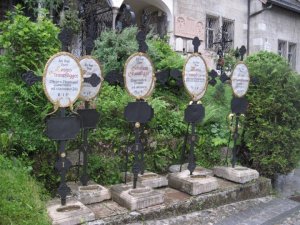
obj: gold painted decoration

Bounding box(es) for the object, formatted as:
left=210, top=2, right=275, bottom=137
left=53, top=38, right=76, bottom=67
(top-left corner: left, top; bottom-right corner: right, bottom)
left=231, top=62, right=250, bottom=98
left=43, top=52, right=83, bottom=108
left=183, top=53, right=208, bottom=101
left=124, top=52, right=155, bottom=99
left=79, top=56, right=103, bottom=101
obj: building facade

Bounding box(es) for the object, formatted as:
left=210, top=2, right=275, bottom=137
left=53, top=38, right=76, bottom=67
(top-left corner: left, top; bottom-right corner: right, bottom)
left=1, top=0, right=299, bottom=72
left=124, top=0, right=300, bottom=72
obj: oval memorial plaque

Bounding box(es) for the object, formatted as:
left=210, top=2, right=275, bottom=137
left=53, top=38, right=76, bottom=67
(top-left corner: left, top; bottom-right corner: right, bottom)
left=124, top=52, right=155, bottom=99
left=43, top=52, right=82, bottom=107
left=183, top=54, right=208, bottom=101
left=231, top=63, right=250, bottom=98
left=79, top=56, right=103, bottom=101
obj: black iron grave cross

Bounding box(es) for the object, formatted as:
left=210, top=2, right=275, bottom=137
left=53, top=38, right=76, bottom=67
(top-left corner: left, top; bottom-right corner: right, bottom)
left=219, top=46, right=250, bottom=168
left=123, top=30, right=154, bottom=189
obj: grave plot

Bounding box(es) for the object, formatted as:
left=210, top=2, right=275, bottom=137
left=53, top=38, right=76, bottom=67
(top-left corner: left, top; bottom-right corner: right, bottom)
left=211, top=37, right=259, bottom=184
left=168, top=37, right=219, bottom=196
left=111, top=30, right=165, bottom=210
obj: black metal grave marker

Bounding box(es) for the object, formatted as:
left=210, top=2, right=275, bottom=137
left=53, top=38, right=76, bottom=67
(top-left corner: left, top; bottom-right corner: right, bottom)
left=43, top=27, right=82, bottom=206
left=217, top=46, right=250, bottom=168
left=77, top=56, right=103, bottom=186
left=123, top=30, right=155, bottom=189
left=180, top=37, right=210, bottom=175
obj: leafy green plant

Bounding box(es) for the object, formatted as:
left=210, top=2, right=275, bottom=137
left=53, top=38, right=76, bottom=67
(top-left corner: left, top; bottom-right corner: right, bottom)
left=243, top=51, right=300, bottom=178
left=93, top=27, right=139, bottom=74
left=147, top=37, right=185, bottom=71
left=88, top=153, right=122, bottom=185
left=23, top=0, right=63, bottom=14
left=0, top=6, right=60, bottom=191
left=0, top=5, right=60, bottom=75
left=59, top=2, right=82, bottom=33
left=0, top=154, right=50, bottom=225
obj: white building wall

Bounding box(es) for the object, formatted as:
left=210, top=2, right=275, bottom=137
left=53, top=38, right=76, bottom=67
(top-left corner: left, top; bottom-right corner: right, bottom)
left=173, top=0, right=249, bottom=70
left=250, top=6, right=300, bottom=72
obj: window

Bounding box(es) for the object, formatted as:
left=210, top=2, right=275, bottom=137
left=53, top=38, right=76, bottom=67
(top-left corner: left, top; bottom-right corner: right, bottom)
left=288, top=43, right=297, bottom=69
left=222, top=19, right=234, bottom=49
left=278, top=40, right=287, bottom=57
left=278, top=40, right=297, bottom=70
left=206, top=15, right=219, bottom=49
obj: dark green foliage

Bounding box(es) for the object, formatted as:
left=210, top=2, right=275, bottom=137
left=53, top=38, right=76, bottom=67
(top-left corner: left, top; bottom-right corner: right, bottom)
left=89, top=27, right=232, bottom=174
left=147, top=37, right=185, bottom=70
left=243, top=51, right=300, bottom=178
left=0, top=5, right=60, bottom=76
left=93, top=27, right=138, bottom=74
left=0, top=6, right=59, bottom=154
left=0, top=7, right=60, bottom=191
left=88, top=153, right=122, bottom=185
left=0, top=154, right=50, bottom=225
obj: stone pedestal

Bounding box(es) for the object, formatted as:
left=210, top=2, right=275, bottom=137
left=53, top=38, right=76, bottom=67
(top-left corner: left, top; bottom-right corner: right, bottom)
left=77, top=184, right=111, bottom=205
left=111, top=183, right=164, bottom=210
left=213, top=166, right=259, bottom=184
left=123, top=172, right=168, bottom=188
left=47, top=200, right=95, bottom=225
left=168, top=170, right=219, bottom=196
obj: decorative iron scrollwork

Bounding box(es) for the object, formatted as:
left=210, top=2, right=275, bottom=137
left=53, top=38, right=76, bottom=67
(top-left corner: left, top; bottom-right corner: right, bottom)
left=58, top=27, right=74, bottom=51
left=84, top=73, right=101, bottom=87
left=208, top=70, right=218, bottom=86
left=105, top=70, right=124, bottom=86
left=21, top=71, right=42, bottom=86
left=116, top=4, right=136, bottom=31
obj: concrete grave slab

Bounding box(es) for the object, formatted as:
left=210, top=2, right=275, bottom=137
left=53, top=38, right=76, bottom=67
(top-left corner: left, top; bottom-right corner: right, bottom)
left=213, top=166, right=259, bottom=184
left=77, top=184, right=111, bottom=205
left=123, top=172, right=168, bottom=188
left=47, top=199, right=95, bottom=225
left=168, top=170, right=219, bottom=196
left=111, top=183, right=164, bottom=210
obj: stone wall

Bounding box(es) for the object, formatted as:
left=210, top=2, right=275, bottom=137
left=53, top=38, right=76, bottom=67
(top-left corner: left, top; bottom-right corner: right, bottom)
left=250, top=5, right=300, bottom=72
left=172, top=0, right=300, bottom=73
left=173, top=0, right=248, bottom=70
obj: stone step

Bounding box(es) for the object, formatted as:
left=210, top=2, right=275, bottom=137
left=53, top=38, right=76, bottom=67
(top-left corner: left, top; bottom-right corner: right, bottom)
left=215, top=198, right=300, bottom=225
left=126, top=196, right=275, bottom=225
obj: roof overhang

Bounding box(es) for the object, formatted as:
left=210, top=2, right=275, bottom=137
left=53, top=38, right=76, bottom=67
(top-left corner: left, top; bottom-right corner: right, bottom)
left=269, top=0, right=300, bottom=13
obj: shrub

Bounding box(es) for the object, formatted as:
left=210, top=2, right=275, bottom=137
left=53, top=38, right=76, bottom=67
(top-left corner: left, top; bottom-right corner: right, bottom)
left=0, top=5, right=60, bottom=76
left=93, top=27, right=138, bottom=74
left=90, top=27, right=232, bottom=173
left=0, top=154, right=50, bottom=225
left=0, top=6, right=60, bottom=190
left=147, top=37, right=185, bottom=70
left=243, top=51, right=300, bottom=178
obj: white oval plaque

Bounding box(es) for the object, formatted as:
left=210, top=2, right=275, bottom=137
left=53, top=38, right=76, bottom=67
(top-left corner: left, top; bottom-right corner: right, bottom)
left=231, top=63, right=250, bottom=97
left=79, top=56, right=103, bottom=101
left=124, top=52, right=155, bottom=99
left=43, top=52, right=82, bottom=107
left=183, top=54, right=208, bottom=101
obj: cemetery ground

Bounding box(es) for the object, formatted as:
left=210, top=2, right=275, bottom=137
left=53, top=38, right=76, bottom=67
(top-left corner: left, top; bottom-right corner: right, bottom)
left=1, top=9, right=300, bottom=225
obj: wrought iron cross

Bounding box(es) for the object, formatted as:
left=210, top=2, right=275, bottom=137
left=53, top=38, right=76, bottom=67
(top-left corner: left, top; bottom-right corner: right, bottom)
left=213, top=25, right=233, bottom=54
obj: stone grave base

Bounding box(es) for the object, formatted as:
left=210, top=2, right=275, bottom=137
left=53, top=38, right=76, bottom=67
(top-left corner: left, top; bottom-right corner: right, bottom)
left=123, top=172, right=168, bottom=188
left=47, top=199, right=95, bottom=225
left=77, top=184, right=111, bottom=205
left=213, top=166, right=259, bottom=184
left=111, top=183, right=164, bottom=210
left=168, top=169, right=219, bottom=195
left=169, top=164, right=214, bottom=175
